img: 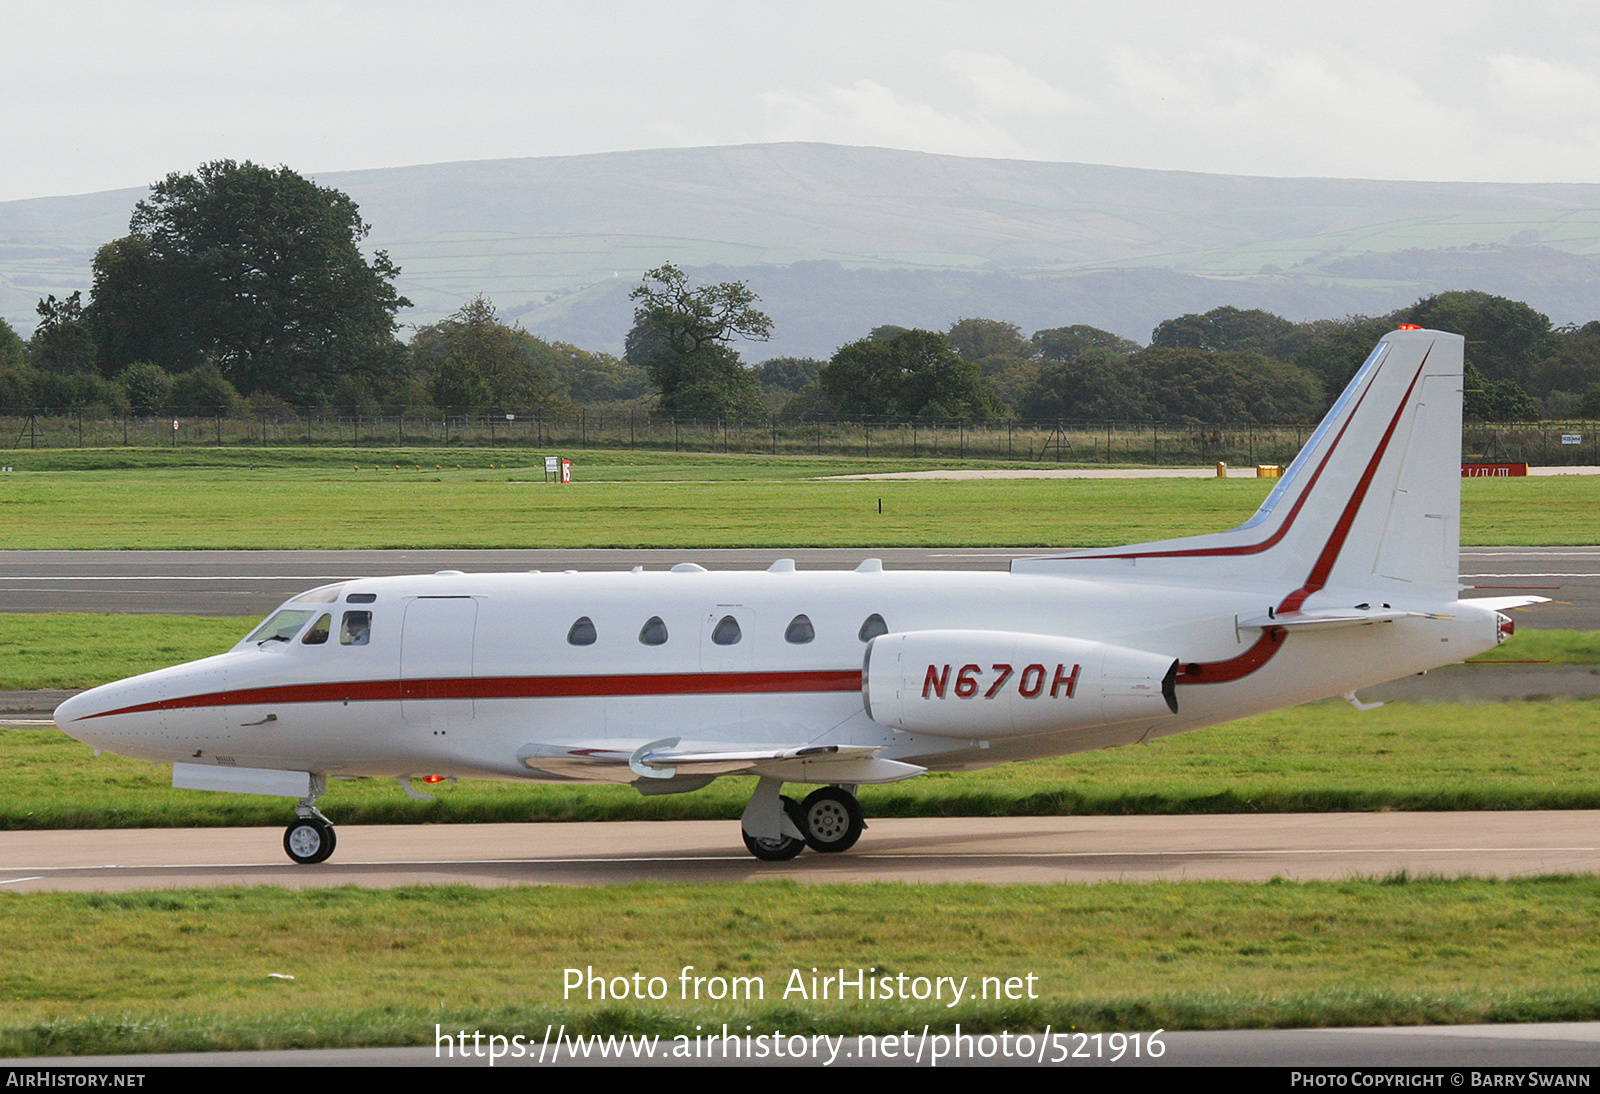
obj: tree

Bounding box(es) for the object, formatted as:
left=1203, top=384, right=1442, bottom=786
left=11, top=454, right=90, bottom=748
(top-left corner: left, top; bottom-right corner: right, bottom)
left=0, top=317, right=38, bottom=410
left=0, top=318, right=23, bottom=372
left=411, top=296, right=563, bottom=412
left=1031, top=325, right=1140, bottom=362
left=626, top=265, right=771, bottom=418
left=32, top=293, right=97, bottom=375
left=118, top=362, right=175, bottom=416
left=946, top=317, right=1032, bottom=362
left=1021, top=349, right=1146, bottom=420
left=1530, top=320, right=1600, bottom=398
left=819, top=329, right=1003, bottom=420
left=1133, top=347, right=1324, bottom=423
left=1151, top=306, right=1303, bottom=357
left=1463, top=363, right=1539, bottom=421
left=1401, top=291, right=1553, bottom=388
left=754, top=357, right=823, bottom=394
left=89, top=160, right=411, bottom=404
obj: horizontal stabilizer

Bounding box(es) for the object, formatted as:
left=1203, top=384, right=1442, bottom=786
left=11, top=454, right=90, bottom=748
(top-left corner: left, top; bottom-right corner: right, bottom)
left=1238, top=608, right=1432, bottom=631
left=1460, top=595, right=1552, bottom=612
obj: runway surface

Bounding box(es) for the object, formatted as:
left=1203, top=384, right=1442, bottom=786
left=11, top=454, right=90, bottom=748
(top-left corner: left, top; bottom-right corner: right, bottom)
left=5, top=811, right=1598, bottom=892
left=0, top=546, right=1592, bottom=626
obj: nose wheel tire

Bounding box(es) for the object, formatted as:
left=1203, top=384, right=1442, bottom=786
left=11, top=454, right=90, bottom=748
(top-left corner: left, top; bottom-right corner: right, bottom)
left=800, top=787, right=864, bottom=853
left=284, top=818, right=337, bottom=865
left=741, top=796, right=806, bottom=862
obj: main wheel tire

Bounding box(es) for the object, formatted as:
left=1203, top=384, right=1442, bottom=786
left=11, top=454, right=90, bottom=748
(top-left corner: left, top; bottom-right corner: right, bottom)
left=742, top=796, right=806, bottom=862
left=283, top=818, right=336, bottom=865
left=800, top=786, right=864, bottom=853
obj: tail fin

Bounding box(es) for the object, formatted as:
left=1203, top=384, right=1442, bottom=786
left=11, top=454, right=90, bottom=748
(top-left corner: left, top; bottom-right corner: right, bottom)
left=1012, top=328, right=1465, bottom=606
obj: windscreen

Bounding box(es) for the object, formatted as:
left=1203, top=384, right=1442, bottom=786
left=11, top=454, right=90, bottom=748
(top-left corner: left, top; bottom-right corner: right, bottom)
left=244, top=609, right=318, bottom=644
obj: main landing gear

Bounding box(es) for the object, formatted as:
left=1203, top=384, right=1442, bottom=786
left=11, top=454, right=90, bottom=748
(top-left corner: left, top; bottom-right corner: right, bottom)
left=739, top=777, right=865, bottom=861
left=283, top=775, right=336, bottom=865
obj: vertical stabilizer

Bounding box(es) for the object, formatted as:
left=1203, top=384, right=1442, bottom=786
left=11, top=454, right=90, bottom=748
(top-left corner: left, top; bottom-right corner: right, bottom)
left=1012, top=329, right=1465, bottom=606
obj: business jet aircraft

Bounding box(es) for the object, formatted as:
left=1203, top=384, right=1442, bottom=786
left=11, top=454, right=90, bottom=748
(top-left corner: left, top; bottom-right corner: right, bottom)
left=54, top=327, right=1537, bottom=864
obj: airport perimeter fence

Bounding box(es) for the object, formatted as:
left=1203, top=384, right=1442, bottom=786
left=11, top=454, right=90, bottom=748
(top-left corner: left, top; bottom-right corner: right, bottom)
left=1, top=411, right=1597, bottom=467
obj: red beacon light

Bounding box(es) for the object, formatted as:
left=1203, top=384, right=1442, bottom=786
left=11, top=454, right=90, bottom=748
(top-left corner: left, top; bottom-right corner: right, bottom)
left=1397, top=324, right=1423, bottom=330
left=422, top=774, right=444, bottom=784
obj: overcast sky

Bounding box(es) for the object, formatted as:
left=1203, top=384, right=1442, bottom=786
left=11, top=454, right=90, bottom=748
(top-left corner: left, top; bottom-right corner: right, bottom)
left=4, top=0, right=1600, bottom=203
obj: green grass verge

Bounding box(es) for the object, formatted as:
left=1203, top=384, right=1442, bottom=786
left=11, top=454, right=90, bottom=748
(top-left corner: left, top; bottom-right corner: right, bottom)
left=1468, top=628, right=1600, bottom=664
left=5, top=877, right=1600, bottom=1055
left=0, top=448, right=1589, bottom=546
left=0, top=614, right=253, bottom=690
left=14, top=698, right=1600, bottom=829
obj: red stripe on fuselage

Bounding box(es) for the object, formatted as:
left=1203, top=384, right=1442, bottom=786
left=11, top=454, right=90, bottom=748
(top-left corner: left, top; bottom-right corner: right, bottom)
left=75, top=669, right=865, bottom=720
left=1173, top=626, right=1285, bottom=686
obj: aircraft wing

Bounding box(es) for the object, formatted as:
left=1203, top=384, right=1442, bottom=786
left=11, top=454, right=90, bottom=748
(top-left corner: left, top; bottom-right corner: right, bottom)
left=517, top=738, right=925, bottom=785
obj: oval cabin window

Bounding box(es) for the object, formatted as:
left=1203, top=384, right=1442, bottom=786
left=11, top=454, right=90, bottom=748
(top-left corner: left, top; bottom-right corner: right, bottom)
left=711, top=615, right=742, bottom=645
left=785, top=614, right=815, bottom=644
left=858, top=613, right=888, bottom=642
left=639, top=616, right=669, bottom=646
left=567, top=617, right=597, bottom=646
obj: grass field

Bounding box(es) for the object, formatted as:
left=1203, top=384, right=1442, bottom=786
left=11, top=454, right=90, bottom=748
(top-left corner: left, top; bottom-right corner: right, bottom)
left=12, top=696, right=1600, bottom=829
left=0, top=447, right=1591, bottom=547
left=5, top=876, right=1600, bottom=1055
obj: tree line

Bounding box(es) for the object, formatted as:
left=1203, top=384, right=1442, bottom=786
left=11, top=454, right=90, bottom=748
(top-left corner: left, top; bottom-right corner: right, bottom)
left=3, top=160, right=1598, bottom=425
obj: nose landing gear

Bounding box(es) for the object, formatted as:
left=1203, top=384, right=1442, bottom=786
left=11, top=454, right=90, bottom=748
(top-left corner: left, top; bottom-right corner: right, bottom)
left=284, top=815, right=336, bottom=864
left=283, top=774, right=335, bottom=865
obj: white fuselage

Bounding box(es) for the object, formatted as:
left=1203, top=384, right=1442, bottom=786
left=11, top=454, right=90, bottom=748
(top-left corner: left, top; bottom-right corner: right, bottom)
left=54, top=565, right=1504, bottom=784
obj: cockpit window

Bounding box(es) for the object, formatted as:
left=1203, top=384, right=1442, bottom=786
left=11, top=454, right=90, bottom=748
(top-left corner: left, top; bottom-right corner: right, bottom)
left=639, top=616, right=668, bottom=646
left=340, top=611, right=372, bottom=646
left=301, top=614, right=332, bottom=645
left=567, top=617, right=597, bottom=646
left=290, top=583, right=345, bottom=604
left=246, top=609, right=317, bottom=644
left=858, top=613, right=888, bottom=642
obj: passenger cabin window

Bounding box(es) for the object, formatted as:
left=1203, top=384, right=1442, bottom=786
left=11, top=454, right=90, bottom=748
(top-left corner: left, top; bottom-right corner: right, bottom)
left=302, top=614, right=332, bottom=645
left=858, top=613, right=888, bottom=642
left=785, top=614, right=815, bottom=644
left=639, top=616, right=669, bottom=646
left=340, top=611, right=372, bottom=646
left=711, top=615, right=742, bottom=645
left=567, top=616, right=597, bottom=646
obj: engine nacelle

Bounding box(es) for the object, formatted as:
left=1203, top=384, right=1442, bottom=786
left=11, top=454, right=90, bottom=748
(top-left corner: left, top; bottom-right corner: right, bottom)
left=863, top=630, right=1179, bottom=740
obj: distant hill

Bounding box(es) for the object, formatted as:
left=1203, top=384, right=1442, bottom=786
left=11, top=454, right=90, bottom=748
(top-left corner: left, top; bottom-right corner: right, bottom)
left=3, top=143, right=1599, bottom=357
